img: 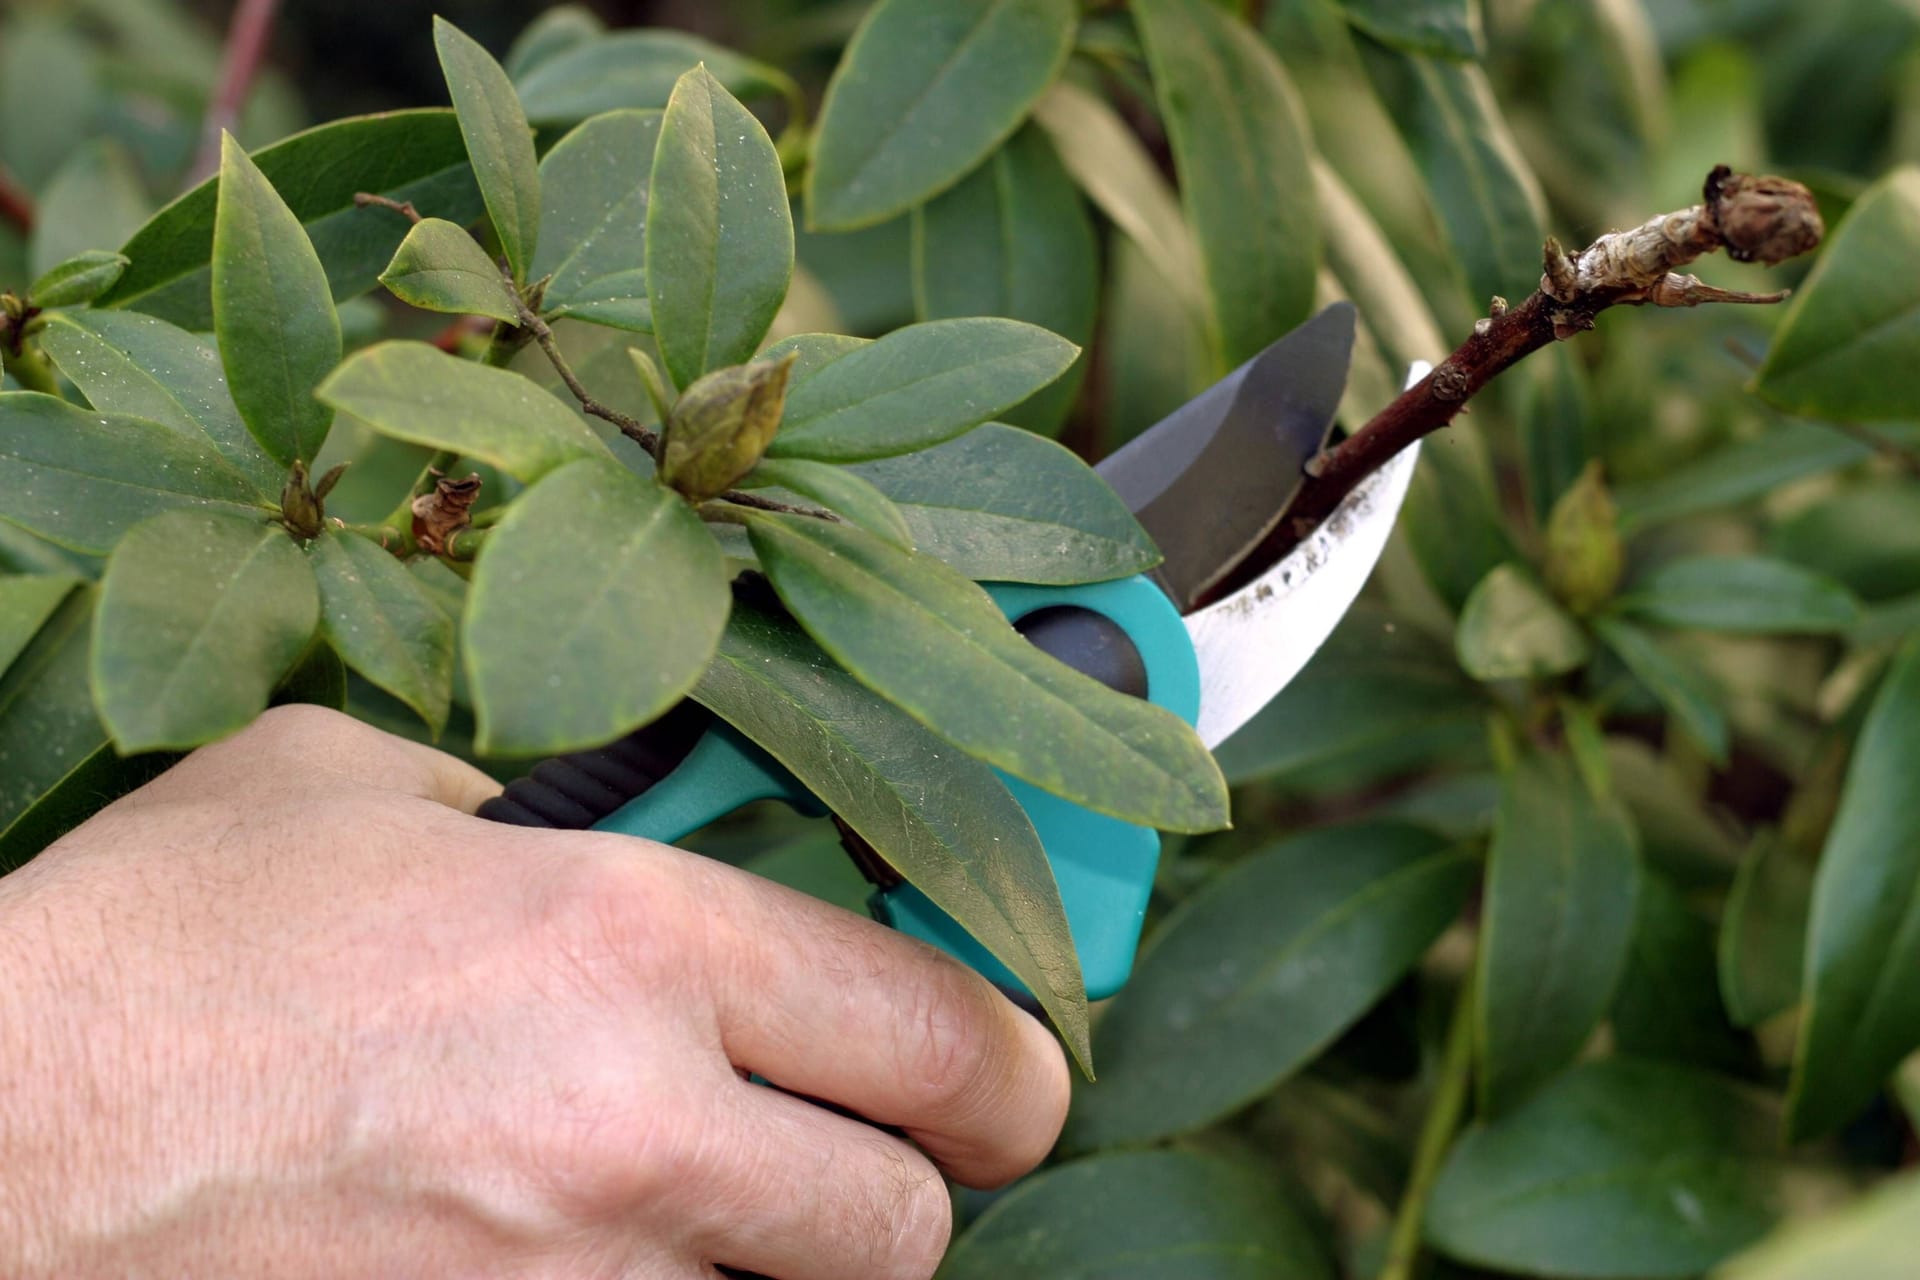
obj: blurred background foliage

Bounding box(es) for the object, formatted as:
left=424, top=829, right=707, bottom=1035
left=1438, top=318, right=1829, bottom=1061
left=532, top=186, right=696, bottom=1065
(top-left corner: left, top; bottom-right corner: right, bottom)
left=4, top=0, right=1920, bottom=1276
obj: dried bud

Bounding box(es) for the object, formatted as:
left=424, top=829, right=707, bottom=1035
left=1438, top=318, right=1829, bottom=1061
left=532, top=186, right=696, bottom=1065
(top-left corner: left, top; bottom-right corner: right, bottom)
left=1705, top=165, right=1824, bottom=265
left=1543, top=462, right=1624, bottom=615
left=279, top=460, right=324, bottom=540
left=412, top=470, right=482, bottom=554
left=659, top=352, right=797, bottom=502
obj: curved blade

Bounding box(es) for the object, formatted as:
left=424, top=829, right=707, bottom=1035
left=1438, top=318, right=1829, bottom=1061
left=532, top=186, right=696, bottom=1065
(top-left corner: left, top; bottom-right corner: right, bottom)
left=1097, top=303, right=1355, bottom=611
left=1182, top=362, right=1430, bottom=748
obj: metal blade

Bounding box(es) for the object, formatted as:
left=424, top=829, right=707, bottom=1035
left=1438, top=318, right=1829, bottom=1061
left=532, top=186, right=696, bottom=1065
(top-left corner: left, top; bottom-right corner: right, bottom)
left=1183, top=364, right=1430, bottom=748
left=1097, top=303, right=1355, bottom=611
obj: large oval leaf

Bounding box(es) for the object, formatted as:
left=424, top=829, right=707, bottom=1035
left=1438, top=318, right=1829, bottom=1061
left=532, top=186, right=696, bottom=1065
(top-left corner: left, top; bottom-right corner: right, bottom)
left=1428, top=1059, right=1779, bottom=1278
left=37, top=310, right=282, bottom=496
left=735, top=458, right=913, bottom=549
left=464, top=458, right=727, bottom=755
left=1715, top=1170, right=1920, bottom=1280
left=767, top=318, right=1077, bottom=462
left=743, top=511, right=1227, bottom=832
left=513, top=30, right=796, bottom=124
left=843, top=424, right=1157, bottom=584
left=0, top=393, right=265, bottom=555
left=806, top=0, right=1077, bottom=232
left=1618, top=556, right=1860, bottom=634
left=1756, top=168, right=1920, bottom=422
left=1336, top=0, right=1482, bottom=59
left=1455, top=563, right=1592, bottom=681
left=911, top=124, right=1097, bottom=434
left=317, top=342, right=613, bottom=483
left=1476, top=750, right=1640, bottom=1114
left=1134, top=0, right=1319, bottom=370
left=533, top=109, right=663, bottom=333
left=0, top=574, right=79, bottom=679
left=695, top=600, right=1088, bottom=1072
left=1066, top=821, right=1475, bottom=1149
left=1787, top=635, right=1920, bottom=1139
left=434, top=17, right=541, bottom=283
left=1717, top=833, right=1812, bottom=1029
left=1612, top=872, right=1754, bottom=1074
left=308, top=531, right=454, bottom=737
left=92, top=511, right=319, bottom=752
left=212, top=133, right=342, bottom=467
left=99, top=110, right=485, bottom=329
left=941, top=1149, right=1335, bottom=1280
left=1363, top=45, right=1547, bottom=306
left=646, top=66, right=793, bottom=390
left=27, top=138, right=150, bottom=281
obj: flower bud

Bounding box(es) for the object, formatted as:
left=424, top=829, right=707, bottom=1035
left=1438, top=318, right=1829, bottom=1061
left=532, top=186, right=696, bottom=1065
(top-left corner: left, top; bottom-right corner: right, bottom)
left=659, top=352, right=797, bottom=502
left=1543, top=461, right=1624, bottom=615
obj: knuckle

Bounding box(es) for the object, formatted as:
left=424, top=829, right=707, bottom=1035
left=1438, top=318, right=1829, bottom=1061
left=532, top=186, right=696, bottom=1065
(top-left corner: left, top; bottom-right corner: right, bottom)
left=847, top=1135, right=951, bottom=1280
left=891, top=958, right=1003, bottom=1122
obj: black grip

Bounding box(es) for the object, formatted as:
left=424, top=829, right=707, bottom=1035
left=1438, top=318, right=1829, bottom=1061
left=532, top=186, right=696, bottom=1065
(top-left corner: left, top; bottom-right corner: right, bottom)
left=476, top=700, right=714, bottom=829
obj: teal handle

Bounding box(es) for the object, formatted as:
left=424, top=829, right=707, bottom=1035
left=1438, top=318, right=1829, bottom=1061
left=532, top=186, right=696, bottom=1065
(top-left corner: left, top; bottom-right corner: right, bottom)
left=587, top=573, right=1200, bottom=1003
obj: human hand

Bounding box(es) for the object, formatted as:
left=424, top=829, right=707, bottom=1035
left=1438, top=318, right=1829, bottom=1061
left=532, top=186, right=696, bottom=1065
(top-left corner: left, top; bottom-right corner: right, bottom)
left=0, top=706, right=1068, bottom=1278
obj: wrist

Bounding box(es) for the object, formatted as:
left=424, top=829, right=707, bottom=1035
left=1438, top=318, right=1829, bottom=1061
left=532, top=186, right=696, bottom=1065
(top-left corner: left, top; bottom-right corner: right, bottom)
left=0, top=869, right=70, bottom=1269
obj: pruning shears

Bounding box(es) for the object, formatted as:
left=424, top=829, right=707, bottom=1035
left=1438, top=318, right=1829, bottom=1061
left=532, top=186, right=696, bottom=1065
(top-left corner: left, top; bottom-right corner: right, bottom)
left=479, top=302, right=1422, bottom=1002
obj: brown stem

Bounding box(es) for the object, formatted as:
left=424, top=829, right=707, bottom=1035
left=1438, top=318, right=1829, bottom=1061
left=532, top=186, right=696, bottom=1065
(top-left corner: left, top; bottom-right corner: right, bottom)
left=508, top=277, right=662, bottom=454
left=1220, top=167, right=1825, bottom=596
left=354, top=192, right=423, bottom=224
left=0, top=164, right=34, bottom=234
left=714, top=489, right=840, bottom=520
left=190, top=0, right=281, bottom=185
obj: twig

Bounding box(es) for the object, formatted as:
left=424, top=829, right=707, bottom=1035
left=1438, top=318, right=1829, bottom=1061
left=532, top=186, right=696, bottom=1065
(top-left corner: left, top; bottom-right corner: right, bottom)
left=1220, top=167, right=1825, bottom=597
left=0, top=163, right=34, bottom=233
left=354, top=192, right=423, bottom=225
left=189, top=0, right=281, bottom=185
left=714, top=490, right=841, bottom=520
left=1377, top=973, right=1477, bottom=1280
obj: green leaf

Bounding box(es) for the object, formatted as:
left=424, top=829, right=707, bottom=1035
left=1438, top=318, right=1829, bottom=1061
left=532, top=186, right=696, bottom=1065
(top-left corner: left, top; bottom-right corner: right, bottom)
left=696, top=601, right=1088, bottom=1072
left=1618, top=556, right=1860, bottom=634
left=1788, top=635, right=1920, bottom=1139
left=1134, top=0, right=1319, bottom=370
left=0, top=736, right=177, bottom=877
left=513, top=30, right=797, bottom=125
left=941, top=1149, right=1335, bottom=1280
left=1401, top=425, right=1519, bottom=611
left=1336, top=0, right=1481, bottom=59
left=646, top=66, right=794, bottom=389
left=1364, top=45, right=1547, bottom=306
left=26, top=138, right=150, bottom=281
left=759, top=331, right=870, bottom=384
left=38, top=310, right=283, bottom=496
left=1768, top=480, right=1920, bottom=602
left=743, top=511, right=1227, bottom=832
left=100, top=110, right=486, bottom=330
left=1031, top=81, right=1208, bottom=328
left=0, top=15, right=99, bottom=192
left=1613, top=872, right=1754, bottom=1074
left=1756, top=168, right=1920, bottom=421
left=317, top=342, right=613, bottom=483
left=434, top=17, right=541, bottom=283
left=1594, top=615, right=1730, bottom=764
left=377, top=217, right=520, bottom=322
left=0, top=393, right=265, bottom=555
left=1715, top=1169, right=1920, bottom=1280
left=92, top=511, right=318, bottom=752
left=0, top=587, right=105, bottom=848
left=1455, top=564, right=1592, bottom=681
left=1615, top=420, right=1889, bottom=532
left=845, top=424, right=1158, bottom=584
left=532, top=109, right=664, bottom=333
left=212, top=133, right=342, bottom=467
left=28, top=250, right=130, bottom=309
left=1476, top=751, right=1640, bottom=1114
left=1428, top=1059, right=1778, bottom=1278
left=911, top=124, right=1096, bottom=434
left=1065, top=822, right=1475, bottom=1149
left=737, top=458, right=913, bottom=548
left=1718, top=833, right=1813, bottom=1029
left=806, top=0, right=1077, bottom=232
left=0, top=573, right=80, bottom=678
left=503, top=4, right=604, bottom=81
left=308, top=531, right=453, bottom=736
left=1214, top=602, right=1488, bottom=787
left=464, top=458, right=727, bottom=755
left=767, top=318, right=1077, bottom=462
